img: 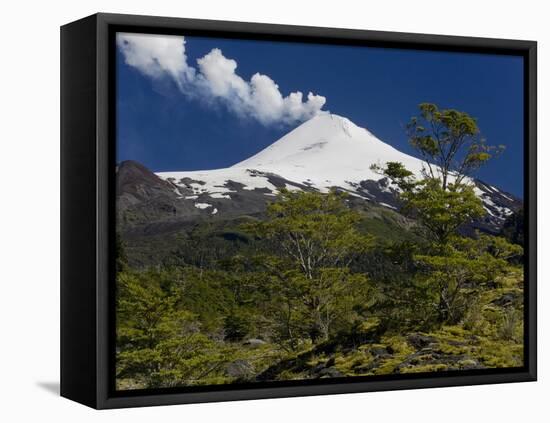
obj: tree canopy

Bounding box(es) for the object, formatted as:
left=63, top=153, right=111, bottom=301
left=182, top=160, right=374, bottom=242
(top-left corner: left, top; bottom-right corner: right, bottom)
left=406, top=103, right=504, bottom=190
left=115, top=103, right=524, bottom=389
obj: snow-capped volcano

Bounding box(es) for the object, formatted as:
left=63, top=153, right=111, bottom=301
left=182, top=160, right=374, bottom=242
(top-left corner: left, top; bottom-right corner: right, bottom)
left=154, top=113, right=519, bottom=229
left=158, top=113, right=427, bottom=199
left=232, top=113, right=426, bottom=192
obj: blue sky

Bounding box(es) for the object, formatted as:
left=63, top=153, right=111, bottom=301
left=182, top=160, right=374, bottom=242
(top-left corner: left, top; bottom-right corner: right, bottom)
left=116, top=34, right=524, bottom=197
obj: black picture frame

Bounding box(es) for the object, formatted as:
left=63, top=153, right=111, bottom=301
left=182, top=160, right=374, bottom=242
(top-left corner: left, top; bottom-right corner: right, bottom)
left=60, top=12, right=537, bottom=409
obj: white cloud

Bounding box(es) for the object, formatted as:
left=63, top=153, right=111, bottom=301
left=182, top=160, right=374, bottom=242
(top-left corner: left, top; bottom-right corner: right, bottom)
left=116, top=33, right=326, bottom=125
left=117, top=33, right=195, bottom=87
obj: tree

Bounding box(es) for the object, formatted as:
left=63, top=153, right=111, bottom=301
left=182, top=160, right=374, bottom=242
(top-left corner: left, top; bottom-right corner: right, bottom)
left=372, top=163, right=485, bottom=245
left=244, top=189, right=374, bottom=345
left=371, top=104, right=504, bottom=245
left=402, top=179, right=485, bottom=245
left=223, top=310, right=253, bottom=342
left=414, top=234, right=522, bottom=323
left=115, top=232, right=129, bottom=272
left=116, top=270, right=229, bottom=388
left=362, top=241, right=435, bottom=331
left=406, top=103, right=503, bottom=190
left=500, top=207, right=525, bottom=247
left=370, top=103, right=518, bottom=326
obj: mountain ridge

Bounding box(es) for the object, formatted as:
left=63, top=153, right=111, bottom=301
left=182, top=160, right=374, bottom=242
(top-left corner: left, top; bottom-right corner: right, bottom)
left=149, top=113, right=520, bottom=230
left=116, top=113, right=521, bottom=239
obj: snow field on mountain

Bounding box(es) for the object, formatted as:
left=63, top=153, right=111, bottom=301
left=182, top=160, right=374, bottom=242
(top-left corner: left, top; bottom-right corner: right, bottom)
left=157, top=113, right=513, bottom=220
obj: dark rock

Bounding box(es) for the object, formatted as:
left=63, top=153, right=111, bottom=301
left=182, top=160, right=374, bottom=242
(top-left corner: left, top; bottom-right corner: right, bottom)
left=311, top=363, right=326, bottom=374
left=407, top=334, right=438, bottom=349
left=225, top=359, right=255, bottom=379
left=492, top=292, right=522, bottom=307
left=470, top=180, right=523, bottom=234
left=461, top=359, right=485, bottom=370
left=370, top=347, right=392, bottom=358
left=353, top=361, right=379, bottom=374
left=243, top=338, right=267, bottom=347
left=397, top=350, right=487, bottom=372
left=325, top=357, right=336, bottom=367
left=318, top=367, right=344, bottom=378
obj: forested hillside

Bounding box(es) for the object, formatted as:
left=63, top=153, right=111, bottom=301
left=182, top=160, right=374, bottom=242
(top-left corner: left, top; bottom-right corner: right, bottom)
left=115, top=104, right=525, bottom=390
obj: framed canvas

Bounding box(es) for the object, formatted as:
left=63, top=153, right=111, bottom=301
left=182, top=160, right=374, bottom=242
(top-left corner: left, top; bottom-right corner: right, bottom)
left=60, top=13, right=537, bottom=409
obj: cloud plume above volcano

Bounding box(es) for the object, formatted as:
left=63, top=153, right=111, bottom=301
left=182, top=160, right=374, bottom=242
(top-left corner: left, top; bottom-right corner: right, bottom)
left=117, top=33, right=327, bottom=125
